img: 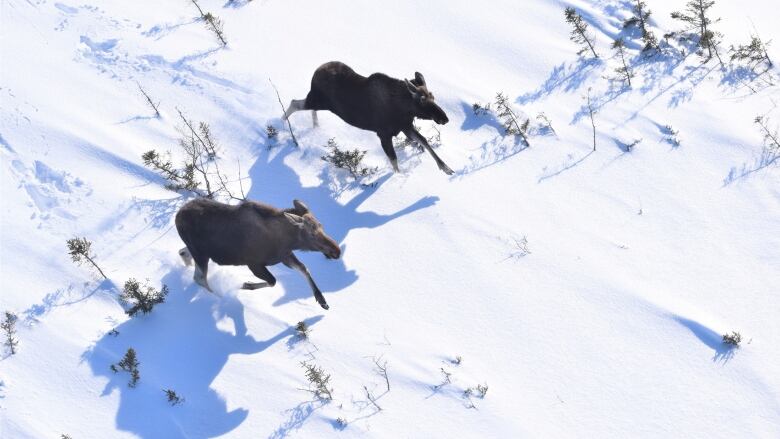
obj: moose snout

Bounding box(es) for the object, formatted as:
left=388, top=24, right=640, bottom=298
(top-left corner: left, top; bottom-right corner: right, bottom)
left=321, top=238, right=341, bottom=259
left=325, top=246, right=341, bottom=260
left=435, top=113, right=449, bottom=125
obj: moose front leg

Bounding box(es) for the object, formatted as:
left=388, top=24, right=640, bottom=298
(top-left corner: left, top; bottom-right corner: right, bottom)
left=379, top=134, right=400, bottom=172
left=244, top=263, right=277, bottom=290
left=404, top=128, right=454, bottom=175
left=283, top=253, right=329, bottom=310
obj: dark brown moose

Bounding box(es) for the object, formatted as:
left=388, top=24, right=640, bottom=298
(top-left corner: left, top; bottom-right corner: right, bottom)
left=283, top=61, right=454, bottom=175
left=175, top=198, right=340, bottom=310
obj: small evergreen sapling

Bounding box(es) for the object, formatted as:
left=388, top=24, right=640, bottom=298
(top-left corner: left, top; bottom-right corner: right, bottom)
left=163, top=389, right=184, bottom=405
left=433, top=367, right=453, bottom=390
left=722, top=331, right=742, bottom=346
left=203, top=13, right=227, bottom=46
left=111, top=348, right=140, bottom=387
left=120, top=278, right=169, bottom=317
left=494, top=93, right=531, bottom=147
left=67, top=237, right=108, bottom=280
left=266, top=124, right=279, bottom=143
left=472, top=102, right=492, bottom=116
left=623, top=0, right=657, bottom=51
left=670, top=0, right=723, bottom=64
left=295, top=321, right=310, bottom=340
left=730, top=36, right=773, bottom=72
left=664, top=124, right=681, bottom=147
left=475, top=383, right=489, bottom=398
left=190, top=0, right=226, bottom=46
left=142, top=150, right=199, bottom=194
left=300, top=361, right=334, bottom=400
left=2, top=312, right=19, bottom=355
left=565, top=7, right=599, bottom=58
left=611, top=38, right=634, bottom=87
left=321, top=138, right=378, bottom=181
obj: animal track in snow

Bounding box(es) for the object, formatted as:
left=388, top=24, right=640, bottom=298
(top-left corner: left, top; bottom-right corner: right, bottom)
left=9, top=158, right=92, bottom=225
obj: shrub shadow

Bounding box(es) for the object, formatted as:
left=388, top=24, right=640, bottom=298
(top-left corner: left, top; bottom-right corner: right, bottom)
left=517, top=58, right=601, bottom=105
left=673, top=315, right=736, bottom=363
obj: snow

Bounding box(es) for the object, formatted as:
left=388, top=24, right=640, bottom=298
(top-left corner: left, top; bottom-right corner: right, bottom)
left=2, top=0, right=779, bottom=437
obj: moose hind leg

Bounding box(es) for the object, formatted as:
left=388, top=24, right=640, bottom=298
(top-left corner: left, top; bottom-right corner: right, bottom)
left=312, top=110, right=319, bottom=128
left=193, top=259, right=214, bottom=293
left=243, top=263, right=277, bottom=290
left=283, top=253, right=329, bottom=310
left=178, top=247, right=193, bottom=266
left=283, top=99, right=307, bottom=121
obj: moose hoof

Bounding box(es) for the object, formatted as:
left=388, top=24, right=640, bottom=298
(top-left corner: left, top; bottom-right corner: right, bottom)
left=319, top=302, right=330, bottom=310
left=440, top=164, right=454, bottom=175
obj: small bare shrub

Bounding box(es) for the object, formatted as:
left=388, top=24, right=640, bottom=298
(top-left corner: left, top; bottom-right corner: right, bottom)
left=433, top=367, right=452, bottom=390
left=137, top=83, right=160, bottom=117
left=372, top=356, right=390, bottom=392
left=754, top=115, right=780, bottom=164
left=536, top=112, right=557, bottom=137
left=143, top=110, right=241, bottom=200
left=586, top=88, right=597, bottom=151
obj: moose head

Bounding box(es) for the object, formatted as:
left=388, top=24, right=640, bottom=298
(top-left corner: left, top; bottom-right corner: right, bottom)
left=405, top=72, right=449, bottom=125
left=284, top=200, right=341, bottom=260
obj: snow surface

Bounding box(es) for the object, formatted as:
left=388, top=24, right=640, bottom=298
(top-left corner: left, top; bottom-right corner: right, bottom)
left=2, top=0, right=779, bottom=437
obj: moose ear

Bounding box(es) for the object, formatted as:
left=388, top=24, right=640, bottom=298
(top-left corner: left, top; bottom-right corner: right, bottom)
left=293, top=199, right=310, bottom=214
left=405, top=79, right=420, bottom=97
left=284, top=212, right=305, bottom=227
left=413, top=72, right=426, bottom=87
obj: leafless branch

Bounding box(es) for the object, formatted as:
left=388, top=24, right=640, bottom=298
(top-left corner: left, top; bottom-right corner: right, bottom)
left=269, top=79, right=299, bottom=148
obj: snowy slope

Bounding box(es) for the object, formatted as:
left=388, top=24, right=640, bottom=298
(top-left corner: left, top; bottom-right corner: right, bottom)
left=2, top=0, right=779, bottom=437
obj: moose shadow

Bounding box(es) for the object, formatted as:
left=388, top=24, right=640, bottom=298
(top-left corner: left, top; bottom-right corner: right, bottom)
left=83, top=267, right=323, bottom=438
left=245, top=142, right=439, bottom=307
